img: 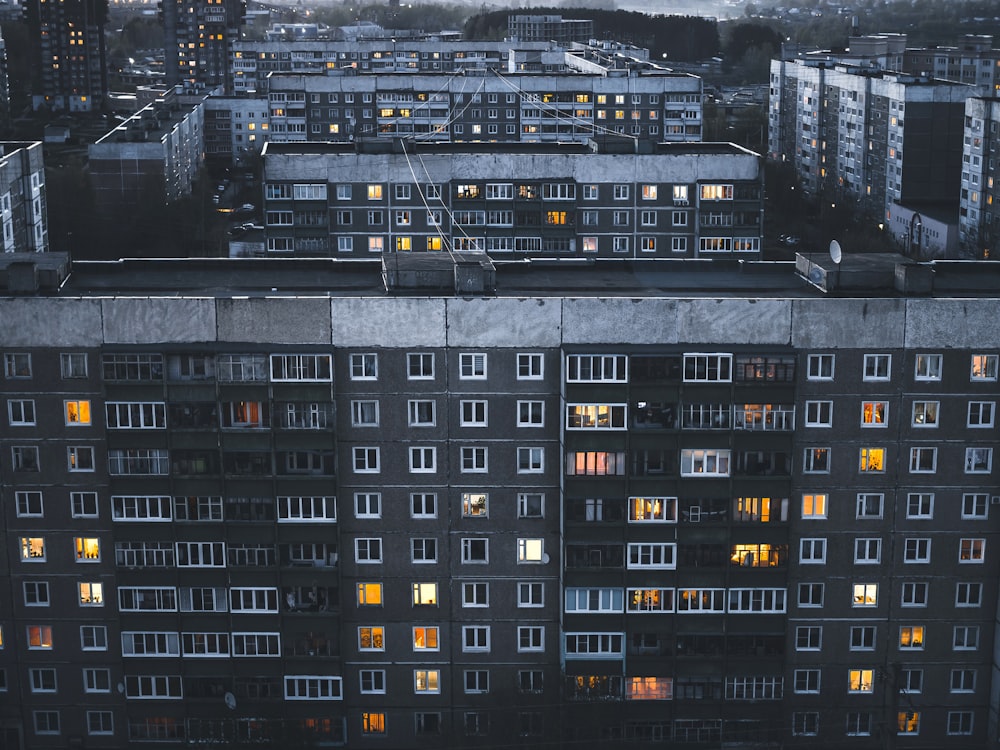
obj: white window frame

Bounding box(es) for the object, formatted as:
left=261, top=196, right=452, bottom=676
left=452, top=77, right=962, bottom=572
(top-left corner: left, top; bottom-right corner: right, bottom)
left=971, top=354, right=998, bottom=381
left=965, top=447, right=993, bottom=473
left=350, top=353, right=378, bottom=380
left=407, top=353, right=435, bottom=380
left=460, top=400, right=487, bottom=427
left=800, top=538, right=827, bottom=564
left=351, top=400, right=379, bottom=427
left=912, top=400, right=939, bottom=427
left=903, top=538, right=931, bottom=563
left=807, top=353, right=835, bottom=380
left=914, top=353, right=942, bottom=381
left=408, top=446, right=437, bottom=473
left=353, top=447, right=380, bottom=473
left=459, top=353, right=487, bottom=380
left=863, top=353, right=891, bottom=381
left=517, top=353, right=543, bottom=380
left=804, top=400, right=832, bottom=427
left=517, top=400, right=544, bottom=427
left=517, top=446, right=544, bottom=473
left=968, top=400, right=996, bottom=427
left=854, top=537, right=882, bottom=564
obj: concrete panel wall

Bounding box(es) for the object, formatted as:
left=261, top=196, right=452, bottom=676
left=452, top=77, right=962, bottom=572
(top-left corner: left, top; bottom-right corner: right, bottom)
left=904, top=298, right=1000, bottom=349
left=330, top=297, right=447, bottom=347
left=216, top=297, right=332, bottom=344
left=101, top=298, right=217, bottom=344
left=791, top=298, right=907, bottom=349
left=446, top=297, right=562, bottom=348
left=0, top=299, right=104, bottom=347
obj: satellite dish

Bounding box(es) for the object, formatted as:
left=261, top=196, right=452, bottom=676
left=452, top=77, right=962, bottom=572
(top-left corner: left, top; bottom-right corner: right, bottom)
left=541, top=553, right=550, bottom=564
left=116, top=682, right=125, bottom=694
left=224, top=692, right=237, bottom=711
left=829, top=239, right=843, bottom=264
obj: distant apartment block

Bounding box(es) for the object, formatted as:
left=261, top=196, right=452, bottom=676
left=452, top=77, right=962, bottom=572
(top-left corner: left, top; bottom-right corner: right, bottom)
left=769, top=59, right=980, bottom=244
left=0, top=142, right=47, bottom=253
left=162, top=0, right=245, bottom=89
left=204, top=96, right=269, bottom=163
left=958, top=97, right=1000, bottom=257
left=88, top=90, right=206, bottom=217
left=263, top=71, right=702, bottom=145
left=259, top=141, right=762, bottom=258
left=508, top=14, right=594, bottom=44
left=24, top=0, right=107, bottom=112
left=903, top=35, right=1000, bottom=91
left=230, top=39, right=557, bottom=95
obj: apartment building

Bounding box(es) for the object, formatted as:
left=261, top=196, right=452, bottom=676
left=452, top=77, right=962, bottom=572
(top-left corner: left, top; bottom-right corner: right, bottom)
left=88, top=90, right=206, bottom=217
left=230, top=39, right=556, bottom=96
left=903, top=35, right=1000, bottom=91
left=0, top=253, right=998, bottom=749
left=261, top=69, right=702, bottom=145
left=0, top=142, right=47, bottom=253
left=23, top=0, right=107, bottom=112
left=768, top=60, right=979, bottom=230
left=259, top=140, right=757, bottom=258
left=958, top=96, right=1000, bottom=257
left=161, top=0, right=245, bottom=89
left=507, top=14, right=594, bottom=45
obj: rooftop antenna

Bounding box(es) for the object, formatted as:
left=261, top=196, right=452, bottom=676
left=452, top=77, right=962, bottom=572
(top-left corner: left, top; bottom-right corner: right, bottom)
left=829, top=239, right=843, bottom=265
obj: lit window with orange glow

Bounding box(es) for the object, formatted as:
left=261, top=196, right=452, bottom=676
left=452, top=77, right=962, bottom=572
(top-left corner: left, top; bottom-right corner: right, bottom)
left=65, top=399, right=91, bottom=425
left=75, top=537, right=100, bottom=561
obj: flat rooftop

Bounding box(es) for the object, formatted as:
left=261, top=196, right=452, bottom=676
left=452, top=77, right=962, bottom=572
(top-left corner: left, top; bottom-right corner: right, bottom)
left=6, top=255, right=997, bottom=299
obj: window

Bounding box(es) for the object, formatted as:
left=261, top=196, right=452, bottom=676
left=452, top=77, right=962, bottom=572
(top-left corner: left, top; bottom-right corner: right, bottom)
left=106, top=401, right=166, bottom=429
left=803, top=448, right=830, bottom=473
left=20, top=537, right=45, bottom=561
left=956, top=582, right=983, bottom=607
left=800, top=538, right=827, bottom=564
left=75, top=537, right=101, bottom=562
left=355, top=538, right=382, bottom=564
left=850, top=626, right=876, bottom=650
left=680, top=449, right=730, bottom=476
left=356, top=583, right=382, bottom=606
left=683, top=353, right=732, bottom=382
left=901, top=582, right=928, bottom=608
left=8, top=399, right=35, bottom=426
left=460, top=400, right=487, bottom=427
left=848, top=669, right=875, bottom=693
left=12, top=445, right=39, bottom=472
left=852, top=583, right=877, bottom=607
left=966, top=447, right=992, bottom=473
left=462, top=538, right=488, bottom=563
left=87, top=711, right=113, bottom=736
left=914, top=353, right=942, bottom=381
left=83, top=667, right=111, bottom=692
left=408, top=353, right=434, bottom=379
left=412, top=626, right=438, bottom=652
left=846, top=713, right=873, bottom=737
left=4, top=352, right=31, bottom=378
left=854, top=538, right=881, bottom=564
left=899, top=625, right=924, bottom=650
left=270, top=354, right=332, bottom=381
left=411, top=493, right=437, bottom=518
left=518, top=582, right=543, bottom=607
left=27, top=625, right=52, bottom=650
left=909, top=447, right=937, bottom=473
left=463, top=582, right=488, bottom=607
left=518, top=626, right=544, bottom=652
left=413, top=669, right=440, bottom=695
left=968, top=400, right=995, bottom=427
left=861, top=401, right=887, bottom=427
left=517, top=353, right=543, bottom=379
left=517, top=400, right=544, bottom=427
left=462, top=493, right=488, bottom=517
left=24, top=581, right=49, bottom=607
left=801, top=493, right=827, bottom=519
left=518, top=493, right=544, bottom=518
left=898, top=711, right=920, bottom=734
left=412, top=582, right=438, bottom=606
left=856, top=493, right=883, bottom=519
left=463, top=626, right=490, bottom=652
left=628, top=543, right=676, bottom=569
left=460, top=353, right=486, bottom=379
left=948, top=711, right=974, bottom=736
left=358, top=626, right=384, bottom=651
left=906, top=493, right=934, bottom=519
left=33, top=710, right=60, bottom=735
left=350, top=353, right=377, bottom=380
left=954, top=625, right=979, bottom=650
left=284, top=676, right=342, bottom=700
left=121, top=631, right=181, bottom=657
left=792, top=712, right=818, bottom=736
left=807, top=354, right=834, bottom=380
left=67, top=446, right=95, bottom=472
left=412, top=538, right=438, bottom=564
left=903, top=537, right=931, bottom=563
left=367, top=184, right=383, bottom=200
left=804, top=400, right=832, bottom=427
left=863, top=354, right=891, bottom=380
left=517, top=538, right=545, bottom=563
left=353, top=447, right=379, bottom=473
left=798, top=583, right=824, bottom=608
left=793, top=669, right=820, bottom=694
left=971, top=354, right=997, bottom=381
left=15, top=491, right=42, bottom=517
left=60, top=353, right=87, bottom=378
left=355, top=493, right=381, bottom=519
left=79, top=582, right=104, bottom=606
left=360, top=670, right=385, bottom=694
left=517, top=447, right=544, bottom=473
left=963, top=493, right=989, bottom=520
left=912, top=400, right=939, bottom=426
left=859, top=447, right=885, bottom=472
left=351, top=400, right=379, bottom=427
left=409, top=446, right=436, bottom=473
left=464, top=670, right=489, bottom=694
left=358, top=712, right=388, bottom=739
left=796, top=625, right=822, bottom=651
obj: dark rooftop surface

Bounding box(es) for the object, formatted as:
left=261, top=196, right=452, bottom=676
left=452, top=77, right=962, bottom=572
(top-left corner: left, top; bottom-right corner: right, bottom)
left=29, top=255, right=1000, bottom=299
